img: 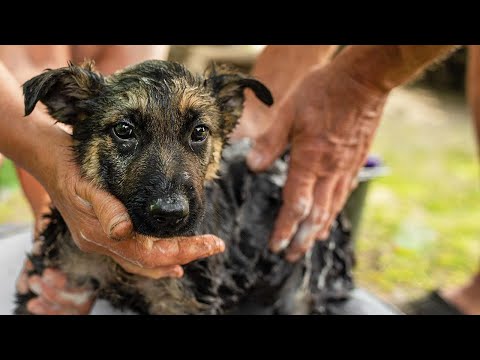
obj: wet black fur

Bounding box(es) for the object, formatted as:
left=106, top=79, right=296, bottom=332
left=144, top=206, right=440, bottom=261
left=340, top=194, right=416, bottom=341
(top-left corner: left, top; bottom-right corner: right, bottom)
left=14, top=60, right=354, bottom=315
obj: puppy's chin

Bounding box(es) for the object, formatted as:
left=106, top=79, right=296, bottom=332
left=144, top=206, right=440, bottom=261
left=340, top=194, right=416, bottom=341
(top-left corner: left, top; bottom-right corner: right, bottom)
left=134, top=221, right=195, bottom=238
left=129, top=210, right=202, bottom=238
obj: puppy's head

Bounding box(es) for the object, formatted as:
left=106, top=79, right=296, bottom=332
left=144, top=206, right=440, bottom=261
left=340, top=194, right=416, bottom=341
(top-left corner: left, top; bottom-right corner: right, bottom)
left=23, top=60, right=272, bottom=237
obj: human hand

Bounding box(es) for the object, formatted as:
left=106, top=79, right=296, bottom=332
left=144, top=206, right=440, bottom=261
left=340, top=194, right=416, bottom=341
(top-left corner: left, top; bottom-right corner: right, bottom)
left=231, top=45, right=337, bottom=141
left=26, top=269, right=93, bottom=315
left=246, top=61, right=388, bottom=262
left=16, top=253, right=94, bottom=315
left=34, top=125, right=225, bottom=279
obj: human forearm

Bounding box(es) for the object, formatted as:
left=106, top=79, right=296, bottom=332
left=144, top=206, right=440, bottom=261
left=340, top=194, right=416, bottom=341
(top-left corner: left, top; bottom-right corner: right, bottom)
left=0, top=62, right=68, bottom=187
left=234, top=45, right=338, bottom=139
left=334, top=45, right=460, bottom=92
left=251, top=45, right=338, bottom=98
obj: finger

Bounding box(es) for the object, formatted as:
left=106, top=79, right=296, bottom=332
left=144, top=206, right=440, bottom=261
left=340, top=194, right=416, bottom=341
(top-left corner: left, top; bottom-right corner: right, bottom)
left=43, top=269, right=95, bottom=309
left=79, top=231, right=225, bottom=269
left=285, top=177, right=337, bottom=261
left=285, top=222, right=321, bottom=263
left=74, top=179, right=133, bottom=240
left=246, top=99, right=294, bottom=172
left=28, top=275, right=94, bottom=308
left=27, top=297, right=83, bottom=315
left=111, top=255, right=184, bottom=279
left=350, top=177, right=359, bottom=191
left=15, top=259, right=33, bottom=294
left=16, top=271, right=30, bottom=294
left=318, top=176, right=352, bottom=240
left=27, top=297, right=62, bottom=315
left=318, top=213, right=337, bottom=240
left=269, top=166, right=317, bottom=253
left=42, top=268, right=67, bottom=289
left=76, top=231, right=186, bottom=278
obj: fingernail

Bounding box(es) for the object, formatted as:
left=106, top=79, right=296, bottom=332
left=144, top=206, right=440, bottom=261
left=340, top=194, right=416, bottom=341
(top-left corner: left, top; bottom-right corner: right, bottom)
left=273, top=239, right=290, bottom=253
left=169, top=268, right=183, bottom=278
left=215, top=238, right=226, bottom=252
left=109, top=214, right=132, bottom=240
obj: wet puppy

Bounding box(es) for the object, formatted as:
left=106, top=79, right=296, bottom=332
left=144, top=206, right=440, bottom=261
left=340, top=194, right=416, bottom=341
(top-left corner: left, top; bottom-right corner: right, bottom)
left=15, top=60, right=354, bottom=314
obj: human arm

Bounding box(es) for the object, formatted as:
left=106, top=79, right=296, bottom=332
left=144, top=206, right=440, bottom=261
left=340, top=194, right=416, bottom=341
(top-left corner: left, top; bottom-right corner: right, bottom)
left=246, top=45, right=458, bottom=261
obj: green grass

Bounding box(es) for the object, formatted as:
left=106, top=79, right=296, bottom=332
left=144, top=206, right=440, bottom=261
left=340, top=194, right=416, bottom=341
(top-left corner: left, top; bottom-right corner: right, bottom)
left=355, top=86, right=480, bottom=305
left=0, top=159, right=31, bottom=224
left=0, top=159, right=20, bottom=189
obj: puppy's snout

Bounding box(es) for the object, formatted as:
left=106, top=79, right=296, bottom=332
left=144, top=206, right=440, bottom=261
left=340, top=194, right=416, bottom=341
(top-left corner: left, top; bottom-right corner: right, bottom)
left=149, top=195, right=189, bottom=227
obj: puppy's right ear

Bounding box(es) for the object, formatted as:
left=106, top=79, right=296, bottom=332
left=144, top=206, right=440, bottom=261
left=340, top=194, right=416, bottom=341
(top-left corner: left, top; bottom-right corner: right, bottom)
left=23, top=61, right=105, bottom=125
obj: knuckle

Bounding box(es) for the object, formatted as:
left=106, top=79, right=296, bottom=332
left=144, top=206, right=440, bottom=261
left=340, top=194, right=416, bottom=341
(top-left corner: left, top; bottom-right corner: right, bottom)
left=311, top=207, right=329, bottom=225
left=290, top=200, right=310, bottom=219
left=200, top=237, right=217, bottom=255
left=167, top=239, right=183, bottom=262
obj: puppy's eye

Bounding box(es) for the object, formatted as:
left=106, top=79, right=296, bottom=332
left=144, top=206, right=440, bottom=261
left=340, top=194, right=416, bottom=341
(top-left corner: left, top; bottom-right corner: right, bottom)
left=191, top=125, right=208, bottom=143
left=112, top=122, right=134, bottom=140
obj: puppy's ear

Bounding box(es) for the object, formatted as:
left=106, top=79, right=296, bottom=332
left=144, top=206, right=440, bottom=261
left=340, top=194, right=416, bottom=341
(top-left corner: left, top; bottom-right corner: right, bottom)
left=206, top=64, right=273, bottom=136
left=23, top=61, right=105, bottom=125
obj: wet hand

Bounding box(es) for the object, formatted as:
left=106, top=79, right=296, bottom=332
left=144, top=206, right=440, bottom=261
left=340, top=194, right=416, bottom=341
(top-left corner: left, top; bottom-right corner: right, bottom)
left=247, top=62, right=388, bottom=262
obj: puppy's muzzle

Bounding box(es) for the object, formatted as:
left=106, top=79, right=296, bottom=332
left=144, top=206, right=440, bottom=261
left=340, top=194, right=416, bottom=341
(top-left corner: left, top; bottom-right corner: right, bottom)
left=149, top=194, right=189, bottom=228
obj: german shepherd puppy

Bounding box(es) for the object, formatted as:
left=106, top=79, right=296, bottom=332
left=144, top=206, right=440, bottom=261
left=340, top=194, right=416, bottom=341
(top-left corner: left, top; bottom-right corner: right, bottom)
left=15, top=60, right=353, bottom=315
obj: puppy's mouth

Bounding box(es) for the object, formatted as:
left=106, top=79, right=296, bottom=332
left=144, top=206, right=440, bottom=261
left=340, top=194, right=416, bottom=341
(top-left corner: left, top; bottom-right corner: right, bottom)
left=129, top=205, right=200, bottom=238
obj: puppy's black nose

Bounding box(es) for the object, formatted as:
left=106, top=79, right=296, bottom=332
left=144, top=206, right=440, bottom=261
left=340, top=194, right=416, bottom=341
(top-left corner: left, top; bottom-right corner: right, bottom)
left=149, top=195, right=189, bottom=226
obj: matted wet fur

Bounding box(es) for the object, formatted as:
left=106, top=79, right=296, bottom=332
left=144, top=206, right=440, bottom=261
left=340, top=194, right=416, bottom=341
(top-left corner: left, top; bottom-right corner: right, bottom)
left=14, top=60, right=354, bottom=315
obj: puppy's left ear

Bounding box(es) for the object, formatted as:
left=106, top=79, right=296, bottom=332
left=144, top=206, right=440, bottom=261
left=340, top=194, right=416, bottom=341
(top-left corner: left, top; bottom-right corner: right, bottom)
left=23, top=61, right=105, bottom=125
left=206, top=64, right=273, bottom=136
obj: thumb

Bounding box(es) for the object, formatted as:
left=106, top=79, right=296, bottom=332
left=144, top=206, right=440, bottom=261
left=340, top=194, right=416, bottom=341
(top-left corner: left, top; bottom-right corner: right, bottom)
left=246, top=100, right=293, bottom=172
left=75, top=179, right=133, bottom=241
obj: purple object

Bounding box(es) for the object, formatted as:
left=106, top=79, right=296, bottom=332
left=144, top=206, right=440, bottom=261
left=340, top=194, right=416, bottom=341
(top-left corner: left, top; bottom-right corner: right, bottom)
left=364, top=155, right=382, bottom=168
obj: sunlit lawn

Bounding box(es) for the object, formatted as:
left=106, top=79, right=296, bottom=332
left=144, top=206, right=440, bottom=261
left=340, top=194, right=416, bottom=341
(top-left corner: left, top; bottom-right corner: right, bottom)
left=355, top=86, right=480, bottom=305
left=0, top=160, right=31, bottom=224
